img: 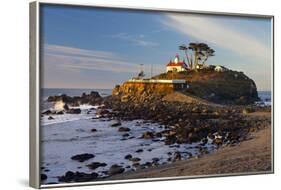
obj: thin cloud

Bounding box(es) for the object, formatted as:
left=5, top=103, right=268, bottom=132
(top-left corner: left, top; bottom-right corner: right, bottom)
left=110, top=33, right=158, bottom=47
left=43, top=44, right=141, bottom=73
left=42, top=44, right=165, bottom=88
left=161, top=14, right=271, bottom=62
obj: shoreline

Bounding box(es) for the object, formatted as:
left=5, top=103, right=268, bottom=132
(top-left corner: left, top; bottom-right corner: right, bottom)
left=41, top=91, right=272, bottom=184
left=107, top=116, right=272, bottom=180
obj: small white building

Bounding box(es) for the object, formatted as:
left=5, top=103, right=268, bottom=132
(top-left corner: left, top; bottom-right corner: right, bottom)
left=214, top=65, right=227, bottom=72
left=166, top=54, right=188, bottom=72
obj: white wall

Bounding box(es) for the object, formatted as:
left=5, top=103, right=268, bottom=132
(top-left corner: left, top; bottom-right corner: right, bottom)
left=166, top=66, right=186, bottom=72
left=0, top=0, right=279, bottom=190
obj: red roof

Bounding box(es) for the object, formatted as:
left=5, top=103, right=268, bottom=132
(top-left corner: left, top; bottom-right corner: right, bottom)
left=167, top=61, right=188, bottom=68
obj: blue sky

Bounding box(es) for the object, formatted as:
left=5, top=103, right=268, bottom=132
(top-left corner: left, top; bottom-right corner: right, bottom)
left=41, top=4, right=272, bottom=90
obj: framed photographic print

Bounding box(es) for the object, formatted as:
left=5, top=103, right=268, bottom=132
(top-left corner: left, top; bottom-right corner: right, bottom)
left=29, top=1, right=274, bottom=188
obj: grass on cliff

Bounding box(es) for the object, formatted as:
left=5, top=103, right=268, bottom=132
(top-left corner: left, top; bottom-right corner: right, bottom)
left=152, top=68, right=258, bottom=104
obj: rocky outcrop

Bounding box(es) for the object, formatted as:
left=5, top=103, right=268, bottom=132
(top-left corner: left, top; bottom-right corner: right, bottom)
left=112, top=82, right=175, bottom=104
left=47, top=91, right=102, bottom=106
left=153, top=68, right=259, bottom=105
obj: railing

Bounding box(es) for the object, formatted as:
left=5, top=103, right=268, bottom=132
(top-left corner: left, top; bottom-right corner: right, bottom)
left=127, top=79, right=186, bottom=84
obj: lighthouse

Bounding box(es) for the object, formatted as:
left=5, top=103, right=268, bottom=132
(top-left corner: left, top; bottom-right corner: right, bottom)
left=174, top=53, right=180, bottom=64
left=166, top=54, right=188, bottom=72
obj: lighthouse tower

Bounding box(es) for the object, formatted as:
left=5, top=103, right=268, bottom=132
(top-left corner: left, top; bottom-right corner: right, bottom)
left=174, top=53, right=180, bottom=64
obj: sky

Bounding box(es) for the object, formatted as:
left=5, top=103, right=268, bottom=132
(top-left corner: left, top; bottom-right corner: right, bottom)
left=41, top=4, right=273, bottom=90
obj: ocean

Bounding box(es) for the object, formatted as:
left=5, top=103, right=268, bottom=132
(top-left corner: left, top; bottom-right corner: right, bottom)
left=40, top=88, right=271, bottom=184
left=41, top=88, right=112, bottom=99
left=257, top=91, right=271, bottom=106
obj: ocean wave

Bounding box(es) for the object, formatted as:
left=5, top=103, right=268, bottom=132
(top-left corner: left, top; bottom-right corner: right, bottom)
left=41, top=104, right=99, bottom=126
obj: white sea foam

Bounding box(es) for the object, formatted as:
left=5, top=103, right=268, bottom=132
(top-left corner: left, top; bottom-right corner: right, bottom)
left=53, top=100, right=65, bottom=111
left=41, top=104, right=99, bottom=126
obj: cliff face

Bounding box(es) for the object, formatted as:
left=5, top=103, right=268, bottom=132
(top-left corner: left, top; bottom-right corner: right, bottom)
left=112, top=82, right=177, bottom=102
left=113, top=68, right=259, bottom=105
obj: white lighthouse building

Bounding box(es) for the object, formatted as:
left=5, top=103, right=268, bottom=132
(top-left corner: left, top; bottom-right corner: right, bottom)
left=166, top=54, right=188, bottom=72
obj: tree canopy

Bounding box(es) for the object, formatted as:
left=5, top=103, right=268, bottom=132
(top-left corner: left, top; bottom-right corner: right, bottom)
left=179, top=42, right=215, bottom=70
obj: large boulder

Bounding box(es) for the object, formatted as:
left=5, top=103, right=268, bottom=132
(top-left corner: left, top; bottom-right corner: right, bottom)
left=71, top=153, right=94, bottom=162
left=66, top=108, right=81, bottom=114
left=86, top=162, right=107, bottom=170
left=108, top=164, right=125, bottom=175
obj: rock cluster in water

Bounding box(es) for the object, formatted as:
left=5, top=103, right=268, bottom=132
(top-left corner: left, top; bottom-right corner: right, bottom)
left=47, top=91, right=102, bottom=106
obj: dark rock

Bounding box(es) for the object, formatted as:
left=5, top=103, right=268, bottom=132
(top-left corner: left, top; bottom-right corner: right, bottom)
left=173, top=151, right=181, bottom=161
left=63, top=103, right=69, bottom=110
left=122, top=133, right=130, bottom=137
left=152, top=157, right=159, bottom=163
left=200, top=137, right=208, bottom=146
left=86, top=162, right=107, bottom=170
left=118, top=127, right=130, bottom=132
left=208, top=133, right=215, bottom=140
left=41, top=174, right=47, bottom=181
left=97, top=109, right=110, bottom=116
left=91, top=128, right=97, bottom=132
left=56, top=110, right=64, bottom=115
left=108, top=164, right=125, bottom=175
left=111, top=121, right=122, bottom=127
left=124, top=154, right=132, bottom=160
left=187, top=132, right=201, bottom=143
left=155, top=132, right=162, bottom=138
left=48, top=116, right=54, bottom=120
left=142, top=131, right=154, bottom=139
left=48, top=92, right=102, bottom=107
left=130, top=157, right=141, bottom=162
left=132, top=162, right=140, bottom=167
left=164, top=138, right=176, bottom=145
left=58, top=171, right=98, bottom=182
left=135, top=149, right=143, bottom=153
left=71, top=153, right=94, bottom=162
left=66, top=108, right=81, bottom=114
left=213, top=138, right=223, bottom=146
left=144, top=162, right=152, bottom=167
left=42, top=110, right=52, bottom=115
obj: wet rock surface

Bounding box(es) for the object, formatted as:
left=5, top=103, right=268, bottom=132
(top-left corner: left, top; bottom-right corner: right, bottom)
left=71, top=153, right=95, bottom=162
left=103, top=93, right=271, bottom=149
left=58, top=171, right=98, bottom=183
left=108, top=165, right=125, bottom=175
left=41, top=174, right=47, bottom=181
left=86, top=162, right=107, bottom=170
left=47, top=91, right=102, bottom=106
